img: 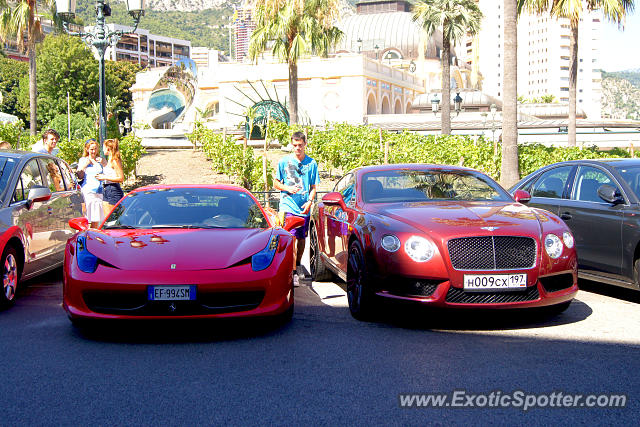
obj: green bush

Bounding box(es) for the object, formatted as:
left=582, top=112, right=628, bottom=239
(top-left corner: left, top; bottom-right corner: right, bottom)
left=47, top=113, right=96, bottom=141
left=57, top=138, right=86, bottom=165
left=0, top=120, right=25, bottom=149
left=188, top=128, right=273, bottom=190
left=119, top=134, right=146, bottom=179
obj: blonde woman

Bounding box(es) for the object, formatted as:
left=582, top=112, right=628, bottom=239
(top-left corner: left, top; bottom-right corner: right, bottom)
left=96, top=138, right=125, bottom=216
left=77, top=139, right=104, bottom=228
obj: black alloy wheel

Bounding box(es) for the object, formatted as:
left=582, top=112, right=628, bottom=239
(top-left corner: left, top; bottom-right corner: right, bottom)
left=346, top=240, right=376, bottom=320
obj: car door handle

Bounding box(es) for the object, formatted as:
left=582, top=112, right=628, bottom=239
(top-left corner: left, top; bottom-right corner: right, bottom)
left=560, top=212, right=572, bottom=220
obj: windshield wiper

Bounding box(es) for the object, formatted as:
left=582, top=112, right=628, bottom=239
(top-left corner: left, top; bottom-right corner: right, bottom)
left=103, top=224, right=138, bottom=229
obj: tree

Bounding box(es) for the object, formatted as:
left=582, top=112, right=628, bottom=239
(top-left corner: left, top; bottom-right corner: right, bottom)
left=501, top=0, right=520, bottom=187
left=0, top=55, right=28, bottom=120
left=413, top=0, right=483, bottom=135
left=35, top=34, right=98, bottom=124
left=519, top=0, right=635, bottom=146
left=0, top=0, right=54, bottom=135
left=249, top=0, right=342, bottom=124
left=105, top=60, right=141, bottom=123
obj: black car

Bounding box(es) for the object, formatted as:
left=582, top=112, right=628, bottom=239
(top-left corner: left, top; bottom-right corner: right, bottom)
left=510, top=158, right=640, bottom=290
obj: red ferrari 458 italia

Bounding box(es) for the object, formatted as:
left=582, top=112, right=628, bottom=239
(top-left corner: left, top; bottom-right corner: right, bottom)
left=310, top=164, right=578, bottom=320
left=63, top=185, right=303, bottom=325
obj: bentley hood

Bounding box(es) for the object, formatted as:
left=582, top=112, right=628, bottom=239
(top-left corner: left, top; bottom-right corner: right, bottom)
left=374, top=201, right=546, bottom=239
left=84, top=228, right=273, bottom=271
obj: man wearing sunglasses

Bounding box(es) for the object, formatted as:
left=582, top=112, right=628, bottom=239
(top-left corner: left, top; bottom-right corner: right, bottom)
left=274, top=131, right=319, bottom=286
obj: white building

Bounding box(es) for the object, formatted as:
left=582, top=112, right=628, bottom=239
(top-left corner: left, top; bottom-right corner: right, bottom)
left=86, top=23, right=191, bottom=68
left=475, top=1, right=603, bottom=119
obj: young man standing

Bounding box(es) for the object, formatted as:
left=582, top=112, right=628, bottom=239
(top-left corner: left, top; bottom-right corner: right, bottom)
left=273, top=131, right=319, bottom=286
left=33, top=129, right=60, bottom=155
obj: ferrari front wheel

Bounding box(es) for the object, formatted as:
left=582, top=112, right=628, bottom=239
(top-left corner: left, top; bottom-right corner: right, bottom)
left=1, top=246, right=19, bottom=308
left=346, top=240, right=376, bottom=321
left=310, top=225, right=332, bottom=281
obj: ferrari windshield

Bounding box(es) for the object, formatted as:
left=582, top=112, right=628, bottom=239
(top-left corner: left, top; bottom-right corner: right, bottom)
left=361, top=169, right=510, bottom=203
left=103, top=187, right=269, bottom=229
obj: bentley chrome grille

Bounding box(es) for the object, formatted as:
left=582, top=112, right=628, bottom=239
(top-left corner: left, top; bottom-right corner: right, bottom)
left=447, top=236, right=536, bottom=270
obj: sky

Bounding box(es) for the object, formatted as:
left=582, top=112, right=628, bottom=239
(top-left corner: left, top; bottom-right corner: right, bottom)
left=600, top=8, right=640, bottom=72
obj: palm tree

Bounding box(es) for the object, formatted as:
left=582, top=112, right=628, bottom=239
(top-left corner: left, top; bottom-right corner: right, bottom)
left=519, top=0, right=634, bottom=146
left=501, top=0, right=520, bottom=187
left=249, top=0, right=342, bottom=124
left=413, top=0, right=483, bottom=135
left=0, top=0, right=53, bottom=135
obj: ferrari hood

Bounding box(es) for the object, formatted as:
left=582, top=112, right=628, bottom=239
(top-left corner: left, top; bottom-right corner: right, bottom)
left=375, top=201, right=543, bottom=239
left=84, top=228, right=272, bottom=271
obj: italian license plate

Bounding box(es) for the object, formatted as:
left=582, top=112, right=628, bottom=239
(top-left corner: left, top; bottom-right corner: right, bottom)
left=463, top=274, right=527, bottom=291
left=147, top=285, right=196, bottom=301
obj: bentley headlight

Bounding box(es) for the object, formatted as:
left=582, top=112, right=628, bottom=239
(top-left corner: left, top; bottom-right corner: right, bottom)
left=562, top=231, right=574, bottom=249
left=381, top=234, right=401, bottom=252
left=404, top=236, right=436, bottom=262
left=545, top=233, right=563, bottom=259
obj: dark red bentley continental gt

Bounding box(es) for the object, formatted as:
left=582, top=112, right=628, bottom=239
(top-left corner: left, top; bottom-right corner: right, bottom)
left=63, top=185, right=303, bottom=325
left=310, top=164, right=578, bottom=320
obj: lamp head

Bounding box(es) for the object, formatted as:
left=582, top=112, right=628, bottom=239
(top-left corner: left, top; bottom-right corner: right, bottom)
left=55, top=0, right=77, bottom=19
left=127, top=0, right=146, bottom=20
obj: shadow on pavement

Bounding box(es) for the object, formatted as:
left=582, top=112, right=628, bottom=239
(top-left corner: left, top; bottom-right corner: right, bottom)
left=578, top=279, right=640, bottom=304
left=70, top=315, right=295, bottom=344
left=343, top=297, right=593, bottom=332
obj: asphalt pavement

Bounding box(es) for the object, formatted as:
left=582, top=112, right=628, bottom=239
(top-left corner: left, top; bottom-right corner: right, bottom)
left=1, top=263, right=639, bottom=425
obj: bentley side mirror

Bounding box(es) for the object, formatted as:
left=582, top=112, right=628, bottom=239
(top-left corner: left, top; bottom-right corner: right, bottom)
left=513, top=189, right=531, bottom=204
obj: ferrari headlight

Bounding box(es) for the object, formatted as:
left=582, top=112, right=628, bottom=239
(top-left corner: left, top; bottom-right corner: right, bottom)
left=562, top=231, right=574, bottom=249
left=404, top=236, right=436, bottom=263
left=381, top=234, right=401, bottom=252
left=544, top=233, right=563, bottom=259
left=76, top=234, right=98, bottom=273
left=251, top=235, right=279, bottom=271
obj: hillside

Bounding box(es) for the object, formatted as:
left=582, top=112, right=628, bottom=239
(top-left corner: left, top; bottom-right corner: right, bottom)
left=601, top=72, right=640, bottom=120
left=74, top=0, right=238, bottom=50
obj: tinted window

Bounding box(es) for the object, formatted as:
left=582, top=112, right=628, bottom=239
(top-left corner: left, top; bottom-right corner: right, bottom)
left=361, top=169, right=508, bottom=203
left=103, top=188, right=268, bottom=229
left=614, top=165, right=640, bottom=199
left=58, top=160, right=77, bottom=190
left=0, top=157, right=16, bottom=197
left=572, top=166, right=617, bottom=203
left=530, top=166, right=572, bottom=199
left=40, top=158, right=66, bottom=192
left=13, top=159, right=44, bottom=203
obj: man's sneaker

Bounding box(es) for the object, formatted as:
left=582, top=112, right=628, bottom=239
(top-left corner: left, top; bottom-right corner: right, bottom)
left=293, top=273, right=300, bottom=287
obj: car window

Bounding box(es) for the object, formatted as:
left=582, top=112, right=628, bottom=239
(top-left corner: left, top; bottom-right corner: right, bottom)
left=104, top=187, right=268, bottom=229
left=13, top=159, right=44, bottom=203
left=361, top=169, right=508, bottom=203
left=614, top=165, right=640, bottom=199
left=58, top=160, right=77, bottom=190
left=530, top=166, right=572, bottom=199
left=572, top=166, right=618, bottom=203
left=40, top=158, right=66, bottom=192
left=0, top=157, right=16, bottom=196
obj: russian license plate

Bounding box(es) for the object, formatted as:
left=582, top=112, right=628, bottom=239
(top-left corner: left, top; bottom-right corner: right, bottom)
left=463, top=274, right=527, bottom=291
left=147, top=285, right=197, bottom=301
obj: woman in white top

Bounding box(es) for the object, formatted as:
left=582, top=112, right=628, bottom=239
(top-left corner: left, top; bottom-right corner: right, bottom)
left=76, top=139, right=104, bottom=228
left=96, top=138, right=125, bottom=216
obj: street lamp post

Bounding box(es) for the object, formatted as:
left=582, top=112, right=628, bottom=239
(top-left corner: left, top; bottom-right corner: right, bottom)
left=489, top=103, right=498, bottom=156
left=55, top=0, right=145, bottom=149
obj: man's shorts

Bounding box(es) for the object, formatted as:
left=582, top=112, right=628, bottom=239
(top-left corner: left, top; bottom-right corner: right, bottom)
left=285, top=213, right=310, bottom=239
